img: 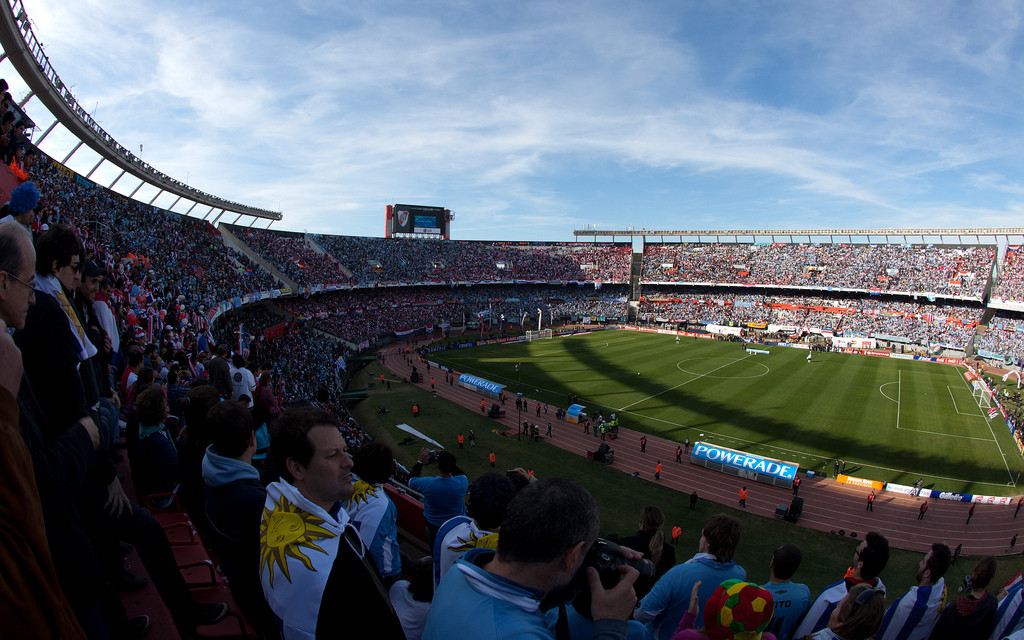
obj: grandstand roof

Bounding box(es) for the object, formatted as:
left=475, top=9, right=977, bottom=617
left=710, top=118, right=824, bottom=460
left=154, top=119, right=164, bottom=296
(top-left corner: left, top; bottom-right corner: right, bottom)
left=0, top=0, right=282, bottom=223
left=576, top=227, right=1024, bottom=243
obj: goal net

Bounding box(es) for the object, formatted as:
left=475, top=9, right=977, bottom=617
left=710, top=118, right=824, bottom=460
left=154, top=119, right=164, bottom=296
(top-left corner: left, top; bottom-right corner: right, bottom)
left=526, top=329, right=552, bottom=342
left=973, top=383, right=993, bottom=409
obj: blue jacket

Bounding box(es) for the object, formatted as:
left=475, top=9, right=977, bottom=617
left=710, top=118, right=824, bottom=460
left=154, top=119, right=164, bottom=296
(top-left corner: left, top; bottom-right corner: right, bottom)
left=636, top=553, right=746, bottom=640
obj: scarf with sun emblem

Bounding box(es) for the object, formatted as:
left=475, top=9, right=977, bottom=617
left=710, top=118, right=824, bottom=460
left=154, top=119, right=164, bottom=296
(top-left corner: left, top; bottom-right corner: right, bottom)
left=260, top=478, right=362, bottom=640
left=433, top=516, right=500, bottom=587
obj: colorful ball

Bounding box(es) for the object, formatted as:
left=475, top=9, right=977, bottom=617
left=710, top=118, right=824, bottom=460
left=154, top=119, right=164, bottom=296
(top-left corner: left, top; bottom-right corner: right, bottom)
left=704, top=579, right=774, bottom=640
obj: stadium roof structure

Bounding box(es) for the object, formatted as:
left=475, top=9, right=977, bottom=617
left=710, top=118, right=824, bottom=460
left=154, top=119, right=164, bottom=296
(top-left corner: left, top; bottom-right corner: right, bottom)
left=0, top=0, right=282, bottom=226
left=575, top=227, right=1024, bottom=244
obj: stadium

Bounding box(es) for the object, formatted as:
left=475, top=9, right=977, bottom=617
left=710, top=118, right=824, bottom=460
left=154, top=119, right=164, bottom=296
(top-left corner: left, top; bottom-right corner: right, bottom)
left=4, top=2, right=1024, bottom=639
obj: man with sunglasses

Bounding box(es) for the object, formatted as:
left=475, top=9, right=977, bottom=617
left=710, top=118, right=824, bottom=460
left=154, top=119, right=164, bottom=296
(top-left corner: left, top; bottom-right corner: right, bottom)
left=791, top=532, right=889, bottom=638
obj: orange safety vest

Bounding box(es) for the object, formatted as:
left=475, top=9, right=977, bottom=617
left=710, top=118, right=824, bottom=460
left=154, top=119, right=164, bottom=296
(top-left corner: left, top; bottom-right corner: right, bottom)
left=655, top=463, right=662, bottom=474
left=739, top=489, right=748, bottom=500
left=458, top=434, right=464, bottom=444
left=671, top=526, right=681, bottom=540
left=489, top=453, right=496, bottom=463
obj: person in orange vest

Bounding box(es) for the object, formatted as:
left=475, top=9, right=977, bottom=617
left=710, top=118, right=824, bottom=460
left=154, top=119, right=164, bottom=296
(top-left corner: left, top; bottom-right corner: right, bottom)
left=792, top=476, right=801, bottom=495
left=457, top=433, right=464, bottom=449
left=413, top=403, right=420, bottom=418
left=481, top=399, right=486, bottom=412
left=431, top=377, right=435, bottom=391
left=866, top=490, right=875, bottom=511
left=488, top=451, right=495, bottom=467
left=671, top=525, right=682, bottom=545
left=380, top=374, right=385, bottom=384
left=738, top=486, right=748, bottom=508
left=655, top=460, right=662, bottom=480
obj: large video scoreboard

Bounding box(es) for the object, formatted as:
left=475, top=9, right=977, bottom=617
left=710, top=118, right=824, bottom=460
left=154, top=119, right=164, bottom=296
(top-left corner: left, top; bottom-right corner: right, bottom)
left=386, top=204, right=451, bottom=239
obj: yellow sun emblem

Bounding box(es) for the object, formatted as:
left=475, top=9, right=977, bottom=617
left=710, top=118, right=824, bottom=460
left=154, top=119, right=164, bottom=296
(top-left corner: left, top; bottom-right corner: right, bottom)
left=347, top=480, right=378, bottom=510
left=260, top=493, right=337, bottom=587
left=449, top=529, right=500, bottom=553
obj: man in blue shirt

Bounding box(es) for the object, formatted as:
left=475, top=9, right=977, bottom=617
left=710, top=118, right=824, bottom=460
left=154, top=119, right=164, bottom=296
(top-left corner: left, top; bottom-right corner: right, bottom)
left=634, top=514, right=746, bottom=640
left=760, top=544, right=810, bottom=640
left=409, top=448, right=469, bottom=547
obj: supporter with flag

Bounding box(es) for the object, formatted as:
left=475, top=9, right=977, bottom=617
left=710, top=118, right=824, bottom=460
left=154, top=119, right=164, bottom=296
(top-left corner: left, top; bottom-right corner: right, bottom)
left=791, top=532, right=889, bottom=638
left=342, top=441, right=402, bottom=581
left=433, top=471, right=518, bottom=587
left=260, top=406, right=404, bottom=639
left=989, top=572, right=1024, bottom=640
left=874, top=543, right=949, bottom=640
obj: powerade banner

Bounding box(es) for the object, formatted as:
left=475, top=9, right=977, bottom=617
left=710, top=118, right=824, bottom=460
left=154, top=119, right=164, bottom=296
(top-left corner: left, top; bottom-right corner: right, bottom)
left=690, top=442, right=798, bottom=488
left=458, top=373, right=504, bottom=399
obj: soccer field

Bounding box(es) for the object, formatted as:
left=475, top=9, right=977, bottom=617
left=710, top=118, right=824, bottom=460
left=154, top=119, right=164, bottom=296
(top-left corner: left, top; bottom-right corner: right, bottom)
left=429, top=330, right=1024, bottom=494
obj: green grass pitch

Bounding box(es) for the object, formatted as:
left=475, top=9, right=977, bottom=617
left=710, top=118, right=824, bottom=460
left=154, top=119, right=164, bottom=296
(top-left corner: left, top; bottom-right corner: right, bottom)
left=429, top=330, right=1024, bottom=495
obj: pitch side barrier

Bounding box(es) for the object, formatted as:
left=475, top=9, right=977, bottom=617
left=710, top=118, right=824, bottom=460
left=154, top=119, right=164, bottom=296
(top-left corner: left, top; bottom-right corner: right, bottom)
left=689, top=442, right=799, bottom=488
left=836, top=475, right=1015, bottom=505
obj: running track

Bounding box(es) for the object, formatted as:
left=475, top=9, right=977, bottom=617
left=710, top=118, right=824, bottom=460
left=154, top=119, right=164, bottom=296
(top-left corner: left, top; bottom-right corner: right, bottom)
left=382, top=343, right=1023, bottom=557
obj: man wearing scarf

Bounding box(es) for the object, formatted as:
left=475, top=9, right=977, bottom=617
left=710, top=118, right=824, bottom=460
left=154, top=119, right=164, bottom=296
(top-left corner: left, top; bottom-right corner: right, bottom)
left=261, top=406, right=405, bottom=640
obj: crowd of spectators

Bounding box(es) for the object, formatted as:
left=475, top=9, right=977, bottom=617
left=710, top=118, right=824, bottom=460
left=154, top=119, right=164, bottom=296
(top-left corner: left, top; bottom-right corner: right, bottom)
left=274, top=285, right=627, bottom=346
left=230, top=226, right=352, bottom=288
left=641, top=243, right=995, bottom=297
left=29, top=156, right=279, bottom=327
left=992, top=245, right=1024, bottom=303
left=638, top=289, right=983, bottom=349
left=312, top=234, right=632, bottom=285
left=977, top=312, right=1024, bottom=364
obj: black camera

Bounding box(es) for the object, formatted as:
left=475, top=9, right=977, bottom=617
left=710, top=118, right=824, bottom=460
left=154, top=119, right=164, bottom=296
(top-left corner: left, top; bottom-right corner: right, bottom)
left=584, top=538, right=655, bottom=589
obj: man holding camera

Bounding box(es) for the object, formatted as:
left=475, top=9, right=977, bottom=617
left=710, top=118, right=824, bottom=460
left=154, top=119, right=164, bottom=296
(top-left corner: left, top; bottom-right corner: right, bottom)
left=423, top=477, right=641, bottom=640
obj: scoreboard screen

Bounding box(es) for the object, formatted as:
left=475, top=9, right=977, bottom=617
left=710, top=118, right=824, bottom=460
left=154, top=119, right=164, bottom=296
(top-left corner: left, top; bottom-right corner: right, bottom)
left=393, top=204, right=445, bottom=235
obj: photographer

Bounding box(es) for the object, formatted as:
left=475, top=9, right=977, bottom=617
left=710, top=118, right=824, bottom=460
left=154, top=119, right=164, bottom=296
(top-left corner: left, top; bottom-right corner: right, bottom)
left=423, top=477, right=641, bottom=640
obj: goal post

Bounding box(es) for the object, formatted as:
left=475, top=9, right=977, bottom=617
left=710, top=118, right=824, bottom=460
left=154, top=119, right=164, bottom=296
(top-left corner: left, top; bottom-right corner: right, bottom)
left=973, top=383, right=993, bottom=409
left=526, top=329, right=552, bottom=342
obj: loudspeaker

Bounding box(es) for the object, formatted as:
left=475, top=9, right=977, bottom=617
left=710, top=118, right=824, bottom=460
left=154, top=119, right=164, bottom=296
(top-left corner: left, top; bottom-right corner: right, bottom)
left=774, top=503, right=788, bottom=519
left=785, top=497, right=804, bottom=522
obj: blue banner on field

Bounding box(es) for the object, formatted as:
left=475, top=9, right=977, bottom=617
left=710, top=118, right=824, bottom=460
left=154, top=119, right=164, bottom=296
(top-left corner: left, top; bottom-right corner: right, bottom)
left=457, top=373, right=504, bottom=399
left=922, top=489, right=974, bottom=502
left=691, top=442, right=798, bottom=484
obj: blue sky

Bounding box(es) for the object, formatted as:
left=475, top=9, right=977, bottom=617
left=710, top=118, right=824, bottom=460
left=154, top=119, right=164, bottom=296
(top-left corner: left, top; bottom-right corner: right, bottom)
left=6, top=0, right=1024, bottom=240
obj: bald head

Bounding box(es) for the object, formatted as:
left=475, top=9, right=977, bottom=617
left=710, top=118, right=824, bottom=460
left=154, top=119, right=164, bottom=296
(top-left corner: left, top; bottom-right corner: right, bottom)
left=0, top=221, right=36, bottom=329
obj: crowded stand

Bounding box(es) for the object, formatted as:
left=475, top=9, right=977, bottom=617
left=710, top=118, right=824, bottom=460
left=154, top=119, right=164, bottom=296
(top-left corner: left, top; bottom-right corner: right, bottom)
left=276, top=284, right=628, bottom=347
left=977, top=313, right=1024, bottom=365
left=314, top=234, right=632, bottom=284
left=229, top=226, right=352, bottom=288
left=639, top=289, right=982, bottom=350
left=30, top=155, right=280, bottom=319
left=642, top=243, right=995, bottom=297
left=992, top=245, right=1024, bottom=304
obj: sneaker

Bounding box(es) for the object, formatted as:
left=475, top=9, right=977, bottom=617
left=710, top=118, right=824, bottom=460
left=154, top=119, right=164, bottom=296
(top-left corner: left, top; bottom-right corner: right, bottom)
left=116, top=568, right=148, bottom=592
left=192, top=602, right=229, bottom=627
left=124, top=615, right=151, bottom=639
